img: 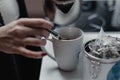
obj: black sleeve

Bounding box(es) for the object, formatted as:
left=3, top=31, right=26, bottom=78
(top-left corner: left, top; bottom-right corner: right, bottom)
left=15, top=1, right=42, bottom=80
left=0, top=1, right=42, bottom=80
left=17, top=0, right=28, bottom=18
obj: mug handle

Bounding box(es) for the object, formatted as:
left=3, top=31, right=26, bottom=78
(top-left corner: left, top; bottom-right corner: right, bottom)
left=41, top=38, right=56, bottom=61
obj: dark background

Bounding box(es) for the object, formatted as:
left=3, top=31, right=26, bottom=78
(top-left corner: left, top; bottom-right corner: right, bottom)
left=75, top=1, right=120, bottom=32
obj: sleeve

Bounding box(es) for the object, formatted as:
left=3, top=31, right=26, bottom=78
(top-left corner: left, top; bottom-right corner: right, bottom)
left=16, top=0, right=28, bottom=18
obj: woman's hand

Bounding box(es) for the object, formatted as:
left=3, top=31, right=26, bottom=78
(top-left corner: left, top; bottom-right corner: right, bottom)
left=0, top=18, right=53, bottom=59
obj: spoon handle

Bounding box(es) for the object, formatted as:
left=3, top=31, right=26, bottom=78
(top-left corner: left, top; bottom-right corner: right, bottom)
left=40, top=27, right=63, bottom=40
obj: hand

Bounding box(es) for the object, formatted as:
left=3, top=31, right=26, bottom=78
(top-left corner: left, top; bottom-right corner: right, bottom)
left=0, top=18, right=53, bottom=59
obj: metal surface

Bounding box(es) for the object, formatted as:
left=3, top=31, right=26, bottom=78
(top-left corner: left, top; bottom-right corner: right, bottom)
left=43, top=0, right=82, bottom=26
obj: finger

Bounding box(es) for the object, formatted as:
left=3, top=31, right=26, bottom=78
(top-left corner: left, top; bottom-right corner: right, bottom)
left=19, top=18, right=53, bottom=38
left=17, top=18, right=53, bottom=30
left=17, top=47, right=47, bottom=59
left=35, top=29, right=50, bottom=38
left=10, top=25, right=50, bottom=38
left=22, top=37, right=46, bottom=46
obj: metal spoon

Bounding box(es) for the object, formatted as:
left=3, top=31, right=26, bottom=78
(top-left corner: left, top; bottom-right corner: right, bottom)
left=40, top=27, right=65, bottom=40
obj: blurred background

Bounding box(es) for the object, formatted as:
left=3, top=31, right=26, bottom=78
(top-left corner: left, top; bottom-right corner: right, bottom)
left=75, top=0, right=120, bottom=32
left=25, top=0, right=120, bottom=32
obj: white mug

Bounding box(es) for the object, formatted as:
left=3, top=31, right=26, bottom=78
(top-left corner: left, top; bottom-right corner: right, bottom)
left=41, top=27, right=84, bottom=71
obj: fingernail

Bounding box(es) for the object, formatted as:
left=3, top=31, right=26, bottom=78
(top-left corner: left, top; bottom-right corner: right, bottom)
left=41, top=52, right=47, bottom=57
